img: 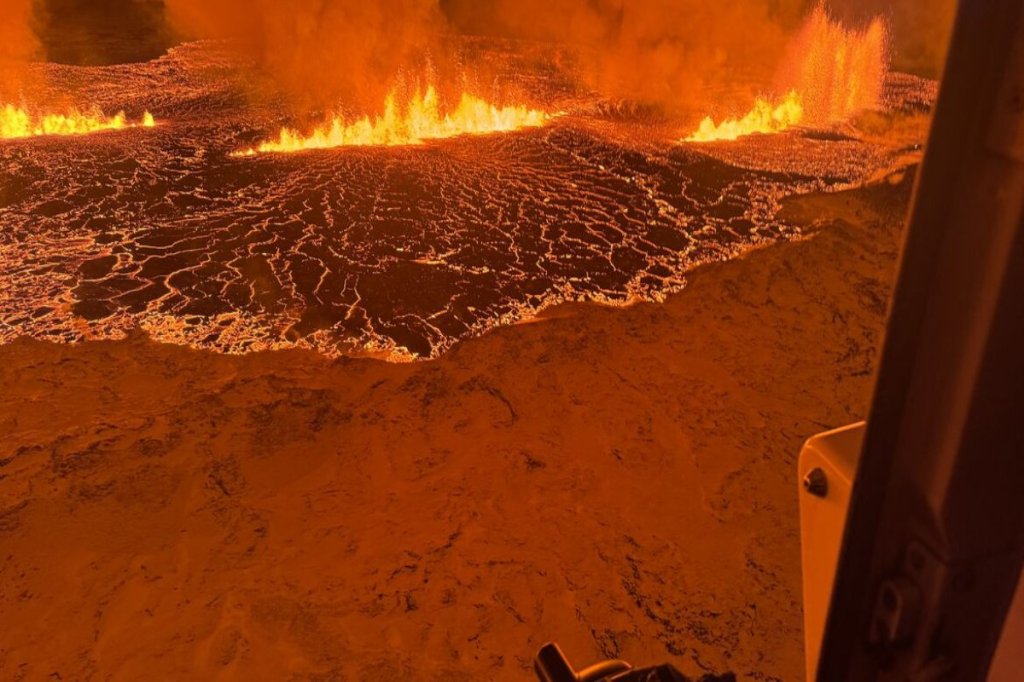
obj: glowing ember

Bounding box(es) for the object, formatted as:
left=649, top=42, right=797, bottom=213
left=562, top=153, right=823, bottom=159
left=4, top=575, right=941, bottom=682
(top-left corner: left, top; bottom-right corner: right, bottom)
left=686, top=6, right=887, bottom=143
left=0, top=105, right=155, bottom=140
left=686, top=91, right=804, bottom=142
left=237, top=86, right=551, bottom=155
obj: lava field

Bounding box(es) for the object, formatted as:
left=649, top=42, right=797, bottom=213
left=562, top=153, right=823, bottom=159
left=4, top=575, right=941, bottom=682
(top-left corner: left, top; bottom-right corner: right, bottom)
left=0, top=42, right=935, bottom=359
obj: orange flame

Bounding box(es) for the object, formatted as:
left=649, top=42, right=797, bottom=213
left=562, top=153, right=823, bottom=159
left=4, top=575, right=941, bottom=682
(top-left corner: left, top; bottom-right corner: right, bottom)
left=237, top=86, right=551, bottom=156
left=1, top=105, right=156, bottom=140
left=686, top=6, right=887, bottom=143
left=687, top=91, right=804, bottom=143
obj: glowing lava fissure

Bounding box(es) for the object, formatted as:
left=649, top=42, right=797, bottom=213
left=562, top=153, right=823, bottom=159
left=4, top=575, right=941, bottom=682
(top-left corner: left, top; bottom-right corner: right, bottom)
left=236, top=86, right=552, bottom=155
left=687, top=91, right=804, bottom=142
left=1, top=105, right=155, bottom=140
left=686, top=6, right=888, bottom=143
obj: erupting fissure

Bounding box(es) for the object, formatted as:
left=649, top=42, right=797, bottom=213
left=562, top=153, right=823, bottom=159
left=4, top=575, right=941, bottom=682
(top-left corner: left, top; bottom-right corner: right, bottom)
left=687, top=91, right=804, bottom=143
left=236, top=86, right=551, bottom=155
left=685, top=6, right=888, bottom=143
left=0, top=105, right=155, bottom=140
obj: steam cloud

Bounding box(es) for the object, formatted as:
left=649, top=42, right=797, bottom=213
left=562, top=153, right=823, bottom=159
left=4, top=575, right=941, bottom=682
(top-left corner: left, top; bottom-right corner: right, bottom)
left=0, top=0, right=40, bottom=100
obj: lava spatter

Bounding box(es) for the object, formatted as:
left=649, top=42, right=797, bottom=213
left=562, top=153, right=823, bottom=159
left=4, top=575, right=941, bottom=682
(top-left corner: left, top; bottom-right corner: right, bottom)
left=685, top=6, right=888, bottom=143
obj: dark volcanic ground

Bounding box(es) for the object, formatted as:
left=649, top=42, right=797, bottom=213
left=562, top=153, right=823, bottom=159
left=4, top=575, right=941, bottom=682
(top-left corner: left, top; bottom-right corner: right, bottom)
left=0, top=42, right=933, bottom=359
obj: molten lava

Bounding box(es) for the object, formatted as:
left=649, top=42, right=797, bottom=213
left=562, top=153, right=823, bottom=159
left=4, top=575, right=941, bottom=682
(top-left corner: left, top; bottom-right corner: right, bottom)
left=783, top=6, right=888, bottom=125
left=0, top=105, right=155, bottom=140
left=686, top=6, right=888, bottom=143
left=687, top=91, right=804, bottom=142
left=237, top=86, right=551, bottom=155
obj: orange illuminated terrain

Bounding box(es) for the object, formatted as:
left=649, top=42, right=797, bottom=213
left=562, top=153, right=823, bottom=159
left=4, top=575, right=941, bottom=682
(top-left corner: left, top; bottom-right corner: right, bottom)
left=0, top=0, right=955, bottom=680
left=0, top=104, right=155, bottom=139
left=237, top=86, right=551, bottom=155
left=0, top=172, right=916, bottom=680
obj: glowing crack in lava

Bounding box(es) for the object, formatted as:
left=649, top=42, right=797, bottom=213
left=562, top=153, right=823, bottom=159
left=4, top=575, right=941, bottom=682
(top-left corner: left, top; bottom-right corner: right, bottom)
left=237, top=86, right=551, bottom=155
left=686, top=6, right=888, bottom=143
left=1, top=105, right=155, bottom=140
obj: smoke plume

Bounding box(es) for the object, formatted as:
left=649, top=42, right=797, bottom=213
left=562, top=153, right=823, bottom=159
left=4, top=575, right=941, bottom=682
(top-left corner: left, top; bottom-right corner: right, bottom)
left=443, top=0, right=807, bottom=113
left=164, top=0, right=447, bottom=111
left=0, top=0, right=40, bottom=100
left=164, top=0, right=955, bottom=116
left=165, top=0, right=819, bottom=114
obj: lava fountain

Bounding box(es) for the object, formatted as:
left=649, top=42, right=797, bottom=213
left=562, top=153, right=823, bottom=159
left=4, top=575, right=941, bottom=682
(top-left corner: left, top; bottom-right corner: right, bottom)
left=686, top=6, right=888, bottom=142
left=0, top=105, right=155, bottom=140
left=236, top=86, right=552, bottom=155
